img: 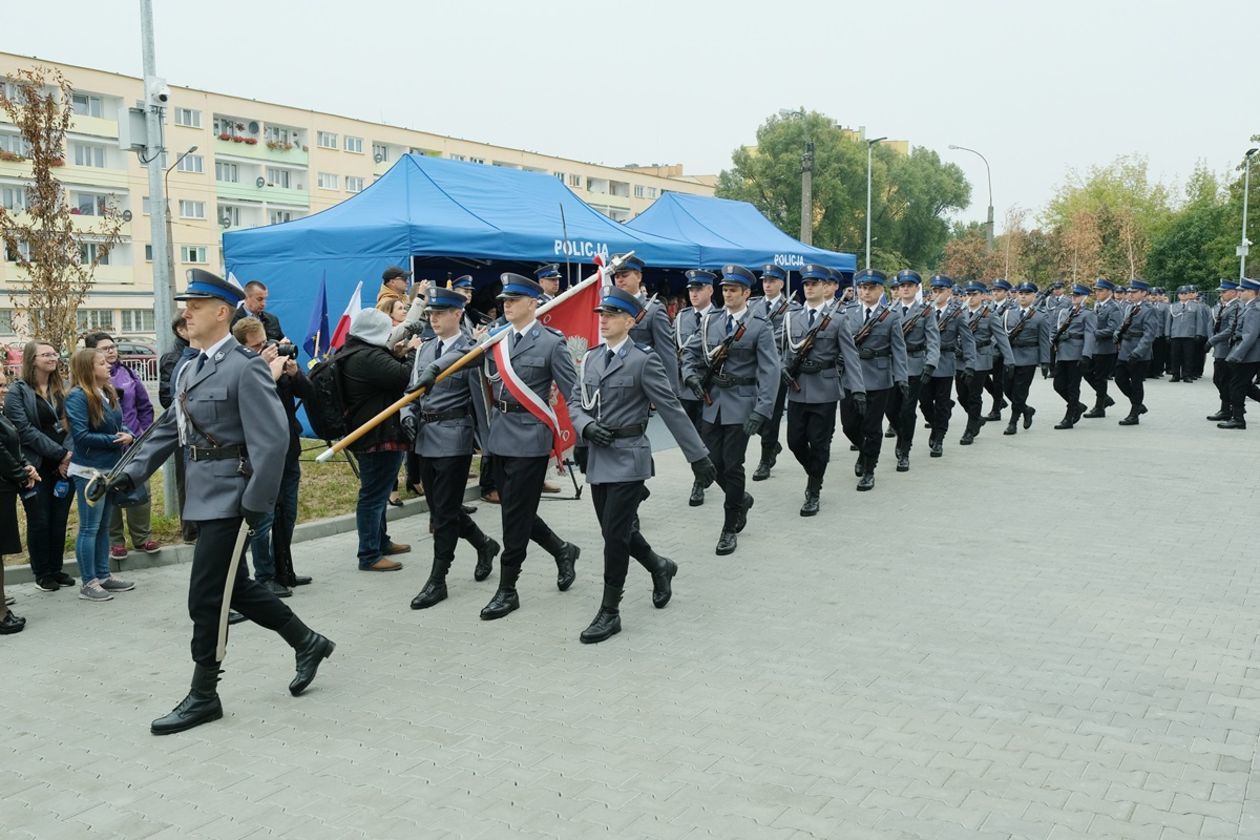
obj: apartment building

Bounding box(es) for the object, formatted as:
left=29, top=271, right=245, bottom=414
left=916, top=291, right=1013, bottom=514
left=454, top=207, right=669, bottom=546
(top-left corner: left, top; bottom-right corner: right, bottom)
left=0, top=51, right=714, bottom=340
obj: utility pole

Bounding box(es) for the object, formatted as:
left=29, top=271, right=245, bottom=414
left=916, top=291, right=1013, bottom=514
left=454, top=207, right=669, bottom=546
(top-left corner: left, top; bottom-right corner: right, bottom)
left=1240, top=148, right=1258, bottom=280
left=800, top=140, right=814, bottom=245
left=865, top=137, right=886, bottom=270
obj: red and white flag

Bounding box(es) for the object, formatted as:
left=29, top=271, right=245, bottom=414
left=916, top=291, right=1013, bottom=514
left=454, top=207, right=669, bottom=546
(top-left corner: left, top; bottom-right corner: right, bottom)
left=330, top=280, right=364, bottom=349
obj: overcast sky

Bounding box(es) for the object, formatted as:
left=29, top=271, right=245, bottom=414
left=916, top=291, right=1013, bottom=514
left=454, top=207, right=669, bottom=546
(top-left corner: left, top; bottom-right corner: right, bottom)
left=7, top=0, right=1257, bottom=233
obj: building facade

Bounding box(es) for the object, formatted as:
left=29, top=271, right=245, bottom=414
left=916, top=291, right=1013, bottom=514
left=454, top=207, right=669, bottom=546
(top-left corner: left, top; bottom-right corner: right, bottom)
left=0, top=52, right=714, bottom=341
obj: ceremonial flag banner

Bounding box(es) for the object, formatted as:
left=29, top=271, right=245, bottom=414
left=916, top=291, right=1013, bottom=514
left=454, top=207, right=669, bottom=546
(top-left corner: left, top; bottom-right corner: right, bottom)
left=330, top=280, right=364, bottom=349
left=303, top=273, right=330, bottom=361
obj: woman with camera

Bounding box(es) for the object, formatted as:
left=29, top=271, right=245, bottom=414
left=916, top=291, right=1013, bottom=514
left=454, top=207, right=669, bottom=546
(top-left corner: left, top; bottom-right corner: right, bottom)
left=2, top=340, right=75, bottom=593
left=0, top=373, right=40, bottom=633
left=65, top=348, right=137, bottom=602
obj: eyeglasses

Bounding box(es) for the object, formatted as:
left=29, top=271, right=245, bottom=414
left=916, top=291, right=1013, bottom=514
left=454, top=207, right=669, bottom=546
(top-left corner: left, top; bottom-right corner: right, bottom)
left=36, top=352, right=58, bottom=359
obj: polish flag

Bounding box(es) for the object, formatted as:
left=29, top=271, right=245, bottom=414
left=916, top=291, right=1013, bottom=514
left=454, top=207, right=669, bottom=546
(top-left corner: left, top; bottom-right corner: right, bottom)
left=330, top=280, right=363, bottom=350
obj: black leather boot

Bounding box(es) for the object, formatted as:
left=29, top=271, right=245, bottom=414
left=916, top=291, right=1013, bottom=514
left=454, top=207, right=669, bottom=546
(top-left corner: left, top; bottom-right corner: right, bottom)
left=688, top=481, right=705, bottom=507
left=637, top=553, right=677, bottom=608
left=853, top=454, right=865, bottom=477
left=553, top=541, right=579, bottom=591
left=579, top=585, right=623, bottom=644
left=715, top=529, right=737, bottom=555
left=1118, top=412, right=1140, bottom=426
left=1054, top=411, right=1074, bottom=430
left=277, top=615, right=335, bottom=696
left=151, top=664, right=223, bottom=735
left=929, top=435, right=943, bottom=457
left=856, top=471, right=875, bottom=492
left=1207, top=406, right=1231, bottom=421
left=480, top=564, right=521, bottom=620
left=800, top=476, right=822, bottom=517
left=1004, top=419, right=1018, bottom=435
left=411, top=557, right=452, bottom=609
left=1023, top=405, right=1036, bottom=429
left=959, top=424, right=975, bottom=445
left=474, top=536, right=499, bottom=582
left=1218, top=418, right=1247, bottom=429
left=751, top=442, right=778, bottom=481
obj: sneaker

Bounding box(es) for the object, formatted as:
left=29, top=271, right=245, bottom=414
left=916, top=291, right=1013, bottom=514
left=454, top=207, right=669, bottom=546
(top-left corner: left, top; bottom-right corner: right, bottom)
left=79, top=580, right=114, bottom=602
left=110, top=544, right=128, bottom=560
left=54, top=572, right=76, bottom=588
left=99, top=577, right=136, bottom=592
left=138, top=540, right=161, bottom=554
left=35, top=578, right=59, bottom=592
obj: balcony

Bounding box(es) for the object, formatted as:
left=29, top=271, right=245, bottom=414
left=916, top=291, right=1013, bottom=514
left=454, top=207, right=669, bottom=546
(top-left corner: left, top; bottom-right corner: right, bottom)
left=215, top=135, right=308, bottom=166
left=215, top=180, right=308, bottom=207
left=70, top=115, right=119, bottom=139
left=69, top=212, right=131, bottom=239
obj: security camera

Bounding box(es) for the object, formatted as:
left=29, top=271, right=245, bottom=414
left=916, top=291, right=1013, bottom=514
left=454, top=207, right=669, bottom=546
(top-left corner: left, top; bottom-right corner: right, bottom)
left=145, top=77, right=171, bottom=106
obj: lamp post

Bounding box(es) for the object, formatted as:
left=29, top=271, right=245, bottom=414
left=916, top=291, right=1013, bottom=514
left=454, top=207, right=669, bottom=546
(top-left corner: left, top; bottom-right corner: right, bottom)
left=800, top=140, right=814, bottom=246
left=865, top=136, right=886, bottom=270
left=1240, top=148, right=1258, bottom=280
left=163, top=145, right=197, bottom=309
left=948, top=144, right=994, bottom=251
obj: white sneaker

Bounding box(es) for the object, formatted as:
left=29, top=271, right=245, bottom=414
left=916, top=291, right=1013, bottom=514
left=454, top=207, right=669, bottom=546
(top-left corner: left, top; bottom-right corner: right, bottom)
left=78, top=580, right=113, bottom=602
left=99, top=577, right=135, bottom=592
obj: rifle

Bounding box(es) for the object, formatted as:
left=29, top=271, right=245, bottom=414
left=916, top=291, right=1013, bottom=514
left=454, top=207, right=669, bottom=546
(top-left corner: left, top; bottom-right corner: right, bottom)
left=853, top=305, right=890, bottom=346
left=1050, top=305, right=1080, bottom=350
left=785, top=303, right=835, bottom=392
left=969, top=303, right=990, bottom=333
left=1113, top=303, right=1139, bottom=348
left=901, top=303, right=931, bottom=336
left=699, top=318, right=747, bottom=405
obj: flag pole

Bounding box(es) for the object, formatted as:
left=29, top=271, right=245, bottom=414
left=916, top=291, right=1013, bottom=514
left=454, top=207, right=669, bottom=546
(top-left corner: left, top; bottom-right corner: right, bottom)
left=314, top=251, right=630, bottom=463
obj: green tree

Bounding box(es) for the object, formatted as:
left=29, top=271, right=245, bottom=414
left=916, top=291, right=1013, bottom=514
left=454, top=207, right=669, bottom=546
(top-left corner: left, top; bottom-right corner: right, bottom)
left=876, top=147, right=971, bottom=271
left=1145, top=164, right=1234, bottom=289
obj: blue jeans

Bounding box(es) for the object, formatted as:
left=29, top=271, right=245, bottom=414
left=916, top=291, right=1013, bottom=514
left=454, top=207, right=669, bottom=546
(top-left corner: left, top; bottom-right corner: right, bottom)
left=355, top=450, right=403, bottom=568
left=74, top=477, right=114, bottom=583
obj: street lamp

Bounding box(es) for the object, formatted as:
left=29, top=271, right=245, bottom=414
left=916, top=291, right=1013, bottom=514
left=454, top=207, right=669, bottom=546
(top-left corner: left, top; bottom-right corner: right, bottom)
left=1240, top=147, right=1258, bottom=280
left=948, top=144, right=994, bottom=251
left=866, top=136, right=886, bottom=270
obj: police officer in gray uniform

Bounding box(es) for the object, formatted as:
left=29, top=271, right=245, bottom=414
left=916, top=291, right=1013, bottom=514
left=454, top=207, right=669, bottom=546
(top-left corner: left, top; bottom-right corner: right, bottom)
left=611, top=255, right=679, bottom=395
left=675, top=270, right=718, bottom=507
left=984, top=279, right=1015, bottom=419
left=782, top=265, right=865, bottom=515
left=681, top=265, right=780, bottom=556
left=104, top=270, right=334, bottom=735
left=570, top=287, right=717, bottom=644
left=841, top=270, right=908, bottom=490
left=1082, top=278, right=1122, bottom=418
left=884, top=270, right=939, bottom=472
left=750, top=264, right=792, bottom=482
left=1167, top=285, right=1204, bottom=382
left=404, top=287, right=501, bottom=610
left=998, top=282, right=1053, bottom=435
left=924, top=274, right=977, bottom=458
left=1049, top=283, right=1095, bottom=429
left=957, top=282, right=1011, bottom=445
left=1218, top=277, right=1260, bottom=430
left=1114, top=279, right=1159, bottom=425
left=478, top=274, right=582, bottom=620
left=1207, top=280, right=1244, bottom=422
left=535, top=264, right=562, bottom=302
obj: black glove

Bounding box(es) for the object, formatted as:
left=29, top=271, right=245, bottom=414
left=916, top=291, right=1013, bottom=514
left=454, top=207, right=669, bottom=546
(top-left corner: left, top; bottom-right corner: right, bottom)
left=897, top=382, right=910, bottom=401
left=919, top=364, right=935, bottom=385
left=107, top=472, right=135, bottom=494
left=243, top=508, right=267, bottom=530
left=780, top=367, right=793, bottom=386
left=962, top=367, right=975, bottom=384
left=582, top=422, right=615, bottom=447
left=1041, top=363, right=1051, bottom=379
left=684, top=375, right=705, bottom=402
left=401, top=414, right=417, bottom=443
left=742, top=412, right=767, bottom=436
left=690, top=456, right=717, bottom=487
left=852, top=392, right=868, bottom=418
left=408, top=363, right=440, bottom=394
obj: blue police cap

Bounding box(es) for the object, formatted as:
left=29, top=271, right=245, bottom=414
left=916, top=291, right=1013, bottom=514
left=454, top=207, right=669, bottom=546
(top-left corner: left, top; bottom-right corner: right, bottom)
left=176, top=269, right=245, bottom=306
left=929, top=274, right=953, bottom=289
left=800, top=264, right=831, bottom=282
left=1095, top=278, right=1116, bottom=291
left=497, top=273, right=544, bottom=300
left=684, top=269, right=717, bottom=286
left=891, top=269, right=921, bottom=287
left=719, top=265, right=756, bottom=288
left=594, top=286, right=644, bottom=317
left=1051, top=280, right=1066, bottom=289
left=534, top=264, right=561, bottom=281
left=760, top=264, right=787, bottom=282
left=853, top=269, right=887, bottom=286
left=1015, top=282, right=1038, bottom=294
left=1152, top=287, right=1166, bottom=295
left=1071, top=283, right=1092, bottom=296
left=426, top=287, right=467, bottom=310
left=992, top=279, right=1012, bottom=291
left=611, top=254, right=645, bottom=274
left=1129, top=279, right=1151, bottom=292
left=1241, top=277, right=1260, bottom=292
left=451, top=274, right=474, bottom=290
left=964, top=281, right=987, bottom=294
left=1218, top=279, right=1239, bottom=291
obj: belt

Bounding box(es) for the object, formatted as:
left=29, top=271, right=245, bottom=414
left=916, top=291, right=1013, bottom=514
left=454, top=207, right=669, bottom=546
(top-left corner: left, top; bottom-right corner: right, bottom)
left=1012, top=338, right=1038, bottom=348
left=610, top=423, right=647, bottom=439
left=494, top=399, right=531, bottom=413
left=859, top=348, right=891, bottom=360
left=185, top=444, right=247, bottom=462
left=906, top=342, right=926, bottom=354
left=940, top=343, right=955, bottom=353
left=797, top=360, right=825, bottom=374
left=421, top=408, right=469, bottom=422
left=976, top=339, right=992, bottom=349
left=712, top=374, right=756, bottom=387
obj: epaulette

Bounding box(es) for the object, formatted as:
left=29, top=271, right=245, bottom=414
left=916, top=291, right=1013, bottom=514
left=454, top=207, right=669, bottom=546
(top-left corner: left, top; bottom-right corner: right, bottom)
left=233, top=345, right=254, bottom=358
left=545, top=326, right=565, bottom=337
left=751, top=313, right=771, bottom=323
left=633, top=342, right=652, bottom=353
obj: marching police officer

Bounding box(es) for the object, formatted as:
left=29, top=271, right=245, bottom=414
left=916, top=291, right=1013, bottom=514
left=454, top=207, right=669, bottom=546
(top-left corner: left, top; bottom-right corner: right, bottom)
left=924, top=274, right=977, bottom=458
left=478, top=274, right=582, bottom=620
left=404, top=288, right=502, bottom=610
left=750, top=264, right=792, bottom=482
left=957, top=282, right=1011, bottom=445
left=885, top=270, right=939, bottom=472
left=105, top=269, right=334, bottom=735
left=675, top=269, right=718, bottom=506
left=998, top=282, right=1052, bottom=435
left=1082, top=278, right=1122, bottom=418
left=984, top=279, right=1015, bottom=420
left=840, top=270, right=908, bottom=490
left=570, top=287, right=717, bottom=643
left=1167, top=285, right=1205, bottom=382
left=1049, top=284, right=1094, bottom=429
left=782, top=265, right=865, bottom=515
left=1149, top=287, right=1171, bottom=378
left=1114, top=279, right=1159, bottom=425
left=1207, top=280, right=1243, bottom=422
left=1218, top=277, right=1260, bottom=430
left=611, top=255, right=679, bottom=394
left=681, top=265, right=780, bottom=555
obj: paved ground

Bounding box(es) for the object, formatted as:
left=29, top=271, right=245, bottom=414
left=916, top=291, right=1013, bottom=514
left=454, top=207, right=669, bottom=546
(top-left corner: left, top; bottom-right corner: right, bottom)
left=4, top=372, right=1260, bottom=840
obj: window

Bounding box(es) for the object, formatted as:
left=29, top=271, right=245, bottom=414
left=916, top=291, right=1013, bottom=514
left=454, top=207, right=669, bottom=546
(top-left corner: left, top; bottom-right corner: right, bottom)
left=76, top=309, right=114, bottom=331
left=317, top=172, right=339, bottom=190
left=269, top=210, right=294, bottom=225
left=144, top=244, right=153, bottom=262
left=1, top=185, right=26, bottom=211
left=0, top=309, right=15, bottom=335
left=265, top=167, right=291, bottom=189
left=372, top=143, right=388, bottom=162
left=179, top=200, right=206, bottom=219
left=264, top=126, right=295, bottom=145
left=180, top=245, right=208, bottom=263
left=79, top=242, right=110, bottom=265
left=345, top=176, right=364, bottom=193
left=317, top=131, right=337, bottom=149
left=5, top=241, right=31, bottom=262
left=174, top=108, right=201, bottom=128
left=71, top=93, right=104, bottom=118
left=71, top=142, right=106, bottom=168
left=568, top=174, right=581, bottom=187
left=121, top=309, right=155, bottom=333
left=554, top=172, right=565, bottom=180
left=646, top=187, right=657, bottom=199
left=448, top=153, right=465, bottom=162
left=215, top=161, right=239, bottom=183
left=633, top=185, right=645, bottom=199
left=343, top=136, right=363, bottom=153
left=0, top=132, right=31, bottom=157
left=219, top=206, right=241, bottom=228
left=469, top=157, right=485, bottom=165
left=176, top=154, right=204, bottom=174
left=72, top=192, right=110, bottom=216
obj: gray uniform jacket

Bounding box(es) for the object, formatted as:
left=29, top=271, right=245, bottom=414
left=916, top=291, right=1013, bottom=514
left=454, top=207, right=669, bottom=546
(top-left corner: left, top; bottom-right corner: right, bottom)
left=1052, top=305, right=1092, bottom=362
left=895, top=301, right=941, bottom=376
left=1039, top=293, right=1069, bottom=314
left=681, top=309, right=781, bottom=425
left=750, top=295, right=792, bottom=351
left=1116, top=303, right=1158, bottom=362
left=405, top=333, right=484, bottom=459
left=673, top=304, right=714, bottom=390
left=964, top=305, right=1012, bottom=372
left=1165, top=301, right=1207, bottom=339
left=845, top=304, right=909, bottom=391
left=1090, top=299, right=1123, bottom=355
left=992, top=297, right=1016, bottom=318
left=1194, top=301, right=1211, bottom=339
left=1208, top=301, right=1243, bottom=359
left=1000, top=307, right=1053, bottom=366
left=782, top=303, right=865, bottom=403
left=483, top=324, right=579, bottom=459
left=570, top=342, right=708, bottom=484
left=628, top=297, right=678, bottom=394
left=931, top=303, right=977, bottom=377
left=1225, top=299, right=1260, bottom=364
left=124, top=337, right=288, bottom=520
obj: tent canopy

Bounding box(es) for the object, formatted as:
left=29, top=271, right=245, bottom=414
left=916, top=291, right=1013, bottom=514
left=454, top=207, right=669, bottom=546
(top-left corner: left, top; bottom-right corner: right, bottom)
left=625, top=192, right=857, bottom=274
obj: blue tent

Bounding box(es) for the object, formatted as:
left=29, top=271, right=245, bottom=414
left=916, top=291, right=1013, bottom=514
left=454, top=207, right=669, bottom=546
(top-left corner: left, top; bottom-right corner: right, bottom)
left=625, top=192, right=857, bottom=275
left=222, top=154, right=701, bottom=351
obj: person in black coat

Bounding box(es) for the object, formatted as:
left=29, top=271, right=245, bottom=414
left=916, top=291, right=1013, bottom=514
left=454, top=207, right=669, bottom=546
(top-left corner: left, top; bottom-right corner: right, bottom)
left=0, top=374, right=39, bottom=633
left=157, top=315, right=198, bottom=543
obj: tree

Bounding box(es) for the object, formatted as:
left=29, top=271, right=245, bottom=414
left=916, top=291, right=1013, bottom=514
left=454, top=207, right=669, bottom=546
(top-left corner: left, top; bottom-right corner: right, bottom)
left=1145, top=163, right=1234, bottom=289
left=876, top=147, right=972, bottom=271
left=0, top=65, right=122, bottom=353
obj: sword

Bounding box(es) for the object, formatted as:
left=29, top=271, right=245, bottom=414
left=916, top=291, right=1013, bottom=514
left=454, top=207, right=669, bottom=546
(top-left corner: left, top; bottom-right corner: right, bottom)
left=215, top=517, right=253, bottom=662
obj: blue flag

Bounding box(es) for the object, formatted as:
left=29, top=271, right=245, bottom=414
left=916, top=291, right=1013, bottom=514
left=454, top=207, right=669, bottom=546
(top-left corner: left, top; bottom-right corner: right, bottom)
left=302, top=273, right=330, bottom=362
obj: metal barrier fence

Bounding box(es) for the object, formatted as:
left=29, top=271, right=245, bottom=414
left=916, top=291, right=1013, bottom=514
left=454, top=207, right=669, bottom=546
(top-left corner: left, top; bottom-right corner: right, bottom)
left=2, top=355, right=159, bottom=383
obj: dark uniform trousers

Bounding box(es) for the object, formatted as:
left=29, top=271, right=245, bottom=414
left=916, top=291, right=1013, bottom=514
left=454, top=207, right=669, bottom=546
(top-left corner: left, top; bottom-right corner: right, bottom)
left=922, top=377, right=955, bottom=437
left=189, top=517, right=293, bottom=667
left=1115, top=359, right=1148, bottom=409
left=986, top=356, right=1006, bottom=408
left=1052, top=360, right=1083, bottom=408
left=492, top=455, right=564, bottom=569
left=786, top=401, right=837, bottom=479
left=1213, top=358, right=1232, bottom=408
left=1152, top=336, right=1169, bottom=377
left=681, top=398, right=703, bottom=433
left=700, top=420, right=751, bottom=530
left=759, top=381, right=788, bottom=448
left=841, top=388, right=890, bottom=469
left=956, top=370, right=985, bottom=432
left=418, top=453, right=487, bottom=563
left=1169, top=338, right=1197, bottom=380
left=1086, top=354, right=1116, bottom=403
left=886, top=378, right=924, bottom=453
left=1228, top=362, right=1260, bottom=421
left=591, top=481, right=656, bottom=588
left=1005, top=365, right=1037, bottom=419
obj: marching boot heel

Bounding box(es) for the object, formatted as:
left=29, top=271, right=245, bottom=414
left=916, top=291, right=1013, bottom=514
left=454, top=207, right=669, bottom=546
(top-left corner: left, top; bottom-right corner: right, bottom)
left=646, top=554, right=677, bottom=608
left=151, top=664, right=223, bottom=736
left=553, top=541, right=580, bottom=591
left=799, top=476, right=822, bottom=517
left=474, top=536, right=500, bottom=582
left=278, top=616, right=335, bottom=696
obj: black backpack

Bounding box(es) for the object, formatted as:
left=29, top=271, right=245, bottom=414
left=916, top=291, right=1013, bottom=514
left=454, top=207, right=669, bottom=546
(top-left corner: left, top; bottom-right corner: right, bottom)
left=304, top=346, right=360, bottom=441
